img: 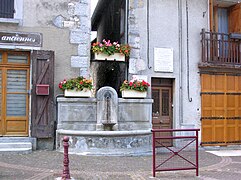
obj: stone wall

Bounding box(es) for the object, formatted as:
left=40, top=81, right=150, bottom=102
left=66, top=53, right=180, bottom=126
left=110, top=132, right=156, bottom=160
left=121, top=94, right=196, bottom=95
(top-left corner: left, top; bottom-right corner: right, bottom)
left=57, top=97, right=153, bottom=131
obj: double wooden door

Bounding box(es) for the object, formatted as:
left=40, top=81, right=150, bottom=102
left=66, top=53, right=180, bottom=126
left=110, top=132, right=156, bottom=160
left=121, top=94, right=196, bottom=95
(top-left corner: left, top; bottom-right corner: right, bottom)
left=201, top=73, right=241, bottom=146
left=0, top=50, right=54, bottom=138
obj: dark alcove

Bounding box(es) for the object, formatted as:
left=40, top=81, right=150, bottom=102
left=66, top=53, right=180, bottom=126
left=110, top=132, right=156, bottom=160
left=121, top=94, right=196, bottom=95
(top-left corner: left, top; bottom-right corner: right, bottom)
left=91, top=61, right=126, bottom=97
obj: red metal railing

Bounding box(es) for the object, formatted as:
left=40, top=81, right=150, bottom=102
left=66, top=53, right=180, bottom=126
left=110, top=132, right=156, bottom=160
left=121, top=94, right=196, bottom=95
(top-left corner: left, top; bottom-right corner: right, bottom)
left=201, top=29, right=241, bottom=65
left=152, top=128, right=200, bottom=177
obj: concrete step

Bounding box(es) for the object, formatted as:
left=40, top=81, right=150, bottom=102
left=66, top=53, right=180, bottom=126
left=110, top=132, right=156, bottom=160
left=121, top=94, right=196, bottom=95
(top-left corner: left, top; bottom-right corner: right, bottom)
left=0, top=137, right=36, bottom=150
left=0, top=148, right=32, bottom=154
left=0, top=137, right=36, bottom=154
left=0, top=142, right=32, bottom=154
left=0, top=142, right=32, bottom=149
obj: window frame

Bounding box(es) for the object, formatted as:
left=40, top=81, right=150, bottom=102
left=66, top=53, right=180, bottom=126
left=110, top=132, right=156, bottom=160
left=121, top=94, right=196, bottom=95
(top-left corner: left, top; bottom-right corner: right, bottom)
left=0, top=0, right=23, bottom=24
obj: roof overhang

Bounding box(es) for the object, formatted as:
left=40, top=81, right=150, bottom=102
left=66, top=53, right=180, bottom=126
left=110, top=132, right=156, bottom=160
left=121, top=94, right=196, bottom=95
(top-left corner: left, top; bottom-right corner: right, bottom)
left=91, top=0, right=111, bottom=31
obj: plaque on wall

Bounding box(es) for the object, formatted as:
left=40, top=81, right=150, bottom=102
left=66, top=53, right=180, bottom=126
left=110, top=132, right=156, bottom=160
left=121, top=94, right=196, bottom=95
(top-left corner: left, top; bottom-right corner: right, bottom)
left=0, top=31, right=42, bottom=47
left=131, top=75, right=147, bottom=82
left=154, top=47, right=173, bottom=72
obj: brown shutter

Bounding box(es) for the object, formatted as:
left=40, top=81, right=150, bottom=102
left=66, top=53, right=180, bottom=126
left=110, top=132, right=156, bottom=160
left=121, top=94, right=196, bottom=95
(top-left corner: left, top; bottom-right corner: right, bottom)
left=229, top=3, right=241, bottom=33
left=31, top=50, right=54, bottom=138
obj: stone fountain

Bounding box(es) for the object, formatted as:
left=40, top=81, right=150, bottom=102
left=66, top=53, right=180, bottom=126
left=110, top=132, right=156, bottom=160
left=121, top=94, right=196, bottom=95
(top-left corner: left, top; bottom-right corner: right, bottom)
left=56, top=87, right=153, bottom=156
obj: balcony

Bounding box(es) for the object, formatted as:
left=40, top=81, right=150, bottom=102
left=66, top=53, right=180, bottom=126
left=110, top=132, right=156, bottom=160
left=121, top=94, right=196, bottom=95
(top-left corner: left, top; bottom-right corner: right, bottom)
left=201, top=29, right=241, bottom=67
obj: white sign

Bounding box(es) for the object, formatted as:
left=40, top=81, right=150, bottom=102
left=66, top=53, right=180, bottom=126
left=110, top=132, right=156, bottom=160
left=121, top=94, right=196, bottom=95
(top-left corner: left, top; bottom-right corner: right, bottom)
left=154, top=47, right=173, bottom=72
left=131, top=75, right=147, bottom=82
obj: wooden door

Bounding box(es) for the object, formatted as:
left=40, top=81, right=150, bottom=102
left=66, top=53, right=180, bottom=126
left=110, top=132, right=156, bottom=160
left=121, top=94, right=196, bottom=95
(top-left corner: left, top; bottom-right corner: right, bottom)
left=152, top=86, right=173, bottom=146
left=0, top=51, right=30, bottom=136
left=31, top=50, right=54, bottom=138
left=201, top=73, right=241, bottom=146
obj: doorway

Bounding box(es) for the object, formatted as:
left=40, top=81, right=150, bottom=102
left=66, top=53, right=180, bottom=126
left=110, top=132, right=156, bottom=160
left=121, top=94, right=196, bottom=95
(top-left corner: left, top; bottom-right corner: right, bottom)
left=0, top=51, right=30, bottom=136
left=152, top=78, right=173, bottom=146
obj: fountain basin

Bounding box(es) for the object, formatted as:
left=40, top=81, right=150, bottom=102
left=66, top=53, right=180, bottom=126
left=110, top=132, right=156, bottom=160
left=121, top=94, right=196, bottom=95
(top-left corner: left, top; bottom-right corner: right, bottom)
left=56, top=87, right=153, bottom=156
left=56, top=130, right=152, bottom=156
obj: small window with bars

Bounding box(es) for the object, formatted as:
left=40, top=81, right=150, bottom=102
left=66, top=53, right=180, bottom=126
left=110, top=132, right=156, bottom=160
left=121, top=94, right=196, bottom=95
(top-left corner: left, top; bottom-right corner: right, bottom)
left=0, top=0, right=14, bottom=18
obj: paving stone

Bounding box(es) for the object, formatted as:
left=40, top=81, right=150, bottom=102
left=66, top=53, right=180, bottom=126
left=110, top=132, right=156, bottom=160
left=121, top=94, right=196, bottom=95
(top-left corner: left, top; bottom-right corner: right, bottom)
left=0, top=150, right=239, bottom=179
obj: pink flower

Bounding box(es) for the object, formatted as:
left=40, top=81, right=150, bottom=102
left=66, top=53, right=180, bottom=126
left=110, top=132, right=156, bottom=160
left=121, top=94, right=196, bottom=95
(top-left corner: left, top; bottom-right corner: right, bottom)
left=105, top=40, right=112, bottom=46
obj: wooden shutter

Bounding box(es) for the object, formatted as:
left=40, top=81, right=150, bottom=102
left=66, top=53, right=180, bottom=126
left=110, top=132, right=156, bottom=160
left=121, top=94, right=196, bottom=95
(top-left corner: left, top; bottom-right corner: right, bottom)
left=229, top=3, right=241, bottom=33
left=0, top=0, right=14, bottom=18
left=31, top=50, right=54, bottom=138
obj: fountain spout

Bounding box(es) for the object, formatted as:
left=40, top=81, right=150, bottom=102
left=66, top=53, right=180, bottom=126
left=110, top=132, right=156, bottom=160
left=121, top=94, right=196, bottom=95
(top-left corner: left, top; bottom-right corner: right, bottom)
left=96, top=86, right=118, bottom=131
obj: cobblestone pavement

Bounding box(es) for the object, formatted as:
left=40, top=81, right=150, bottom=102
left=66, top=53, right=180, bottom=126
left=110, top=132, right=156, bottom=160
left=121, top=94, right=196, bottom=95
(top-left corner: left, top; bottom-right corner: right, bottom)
left=0, top=149, right=241, bottom=180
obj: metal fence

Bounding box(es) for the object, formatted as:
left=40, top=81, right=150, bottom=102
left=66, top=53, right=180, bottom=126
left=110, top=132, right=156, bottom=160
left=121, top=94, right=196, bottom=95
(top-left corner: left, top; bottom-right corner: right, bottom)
left=152, top=128, right=200, bottom=177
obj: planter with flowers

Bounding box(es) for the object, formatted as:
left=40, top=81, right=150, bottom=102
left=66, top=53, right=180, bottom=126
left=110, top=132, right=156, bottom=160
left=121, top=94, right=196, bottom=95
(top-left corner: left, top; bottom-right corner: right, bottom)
left=59, top=76, right=93, bottom=97
left=120, top=80, right=150, bottom=98
left=91, top=39, right=131, bottom=61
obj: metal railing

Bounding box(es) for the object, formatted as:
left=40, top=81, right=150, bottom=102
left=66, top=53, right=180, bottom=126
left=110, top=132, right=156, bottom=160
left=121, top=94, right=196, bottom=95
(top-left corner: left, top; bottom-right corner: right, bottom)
left=201, top=29, right=241, bottom=65
left=152, top=128, right=200, bottom=177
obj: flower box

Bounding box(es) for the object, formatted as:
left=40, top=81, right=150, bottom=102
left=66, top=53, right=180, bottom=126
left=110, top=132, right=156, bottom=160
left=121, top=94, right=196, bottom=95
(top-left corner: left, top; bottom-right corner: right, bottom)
left=94, top=53, right=125, bottom=61
left=59, top=76, right=93, bottom=97
left=64, top=88, right=91, bottom=97
left=121, top=90, right=147, bottom=98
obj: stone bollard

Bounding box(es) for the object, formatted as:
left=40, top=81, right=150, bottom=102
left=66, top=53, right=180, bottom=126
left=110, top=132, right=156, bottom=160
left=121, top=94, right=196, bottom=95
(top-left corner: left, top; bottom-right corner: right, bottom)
left=62, top=136, right=71, bottom=180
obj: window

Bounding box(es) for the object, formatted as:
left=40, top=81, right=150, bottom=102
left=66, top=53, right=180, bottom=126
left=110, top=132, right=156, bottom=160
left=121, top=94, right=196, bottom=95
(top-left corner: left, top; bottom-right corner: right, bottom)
left=0, top=0, right=14, bottom=18
left=0, top=0, right=23, bottom=24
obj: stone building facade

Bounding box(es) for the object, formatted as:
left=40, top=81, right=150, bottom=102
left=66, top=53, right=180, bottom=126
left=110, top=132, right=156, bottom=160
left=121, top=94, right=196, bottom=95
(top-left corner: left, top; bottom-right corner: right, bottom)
left=92, top=0, right=241, bottom=147
left=0, top=0, right=92, bottom=150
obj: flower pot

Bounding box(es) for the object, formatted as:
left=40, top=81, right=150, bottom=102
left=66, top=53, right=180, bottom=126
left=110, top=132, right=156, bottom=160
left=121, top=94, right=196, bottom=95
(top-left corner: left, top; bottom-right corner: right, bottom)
left=121, top=90, right=147, bottom=98
left=94, top=53, right=125, bottom=61
left=64, top=88, right=92, bottom=97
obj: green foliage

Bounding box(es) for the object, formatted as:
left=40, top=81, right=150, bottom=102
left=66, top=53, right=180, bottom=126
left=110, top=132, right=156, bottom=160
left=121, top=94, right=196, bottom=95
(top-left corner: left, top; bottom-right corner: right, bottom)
left=120, top=80, right=150, bottom=92
left=58, top=76, right=93, bottom=91
left=91, top=39, right=131, bottom=56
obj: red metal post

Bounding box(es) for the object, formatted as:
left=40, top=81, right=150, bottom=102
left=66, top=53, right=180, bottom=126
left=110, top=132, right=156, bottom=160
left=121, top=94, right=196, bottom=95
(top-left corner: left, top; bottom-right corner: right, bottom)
left=196, top=130, right=199, bottom=176
left=152, top=131, right=156, bottom=177
left=62, top=136, right=71, bottom=180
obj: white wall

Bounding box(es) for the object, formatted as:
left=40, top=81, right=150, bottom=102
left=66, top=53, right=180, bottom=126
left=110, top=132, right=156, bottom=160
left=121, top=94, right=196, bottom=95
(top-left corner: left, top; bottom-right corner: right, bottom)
left=128, top=0, right=209, bottom=129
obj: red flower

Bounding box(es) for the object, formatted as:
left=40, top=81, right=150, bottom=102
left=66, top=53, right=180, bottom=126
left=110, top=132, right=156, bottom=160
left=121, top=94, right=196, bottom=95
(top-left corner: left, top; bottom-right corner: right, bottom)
left=142, top=80, right=146, bottom=86
left=80, top=81, right=83, bottom=85
left=59, top=84, right=62, bottom=89
left=129, top=82, right=133, bottom=86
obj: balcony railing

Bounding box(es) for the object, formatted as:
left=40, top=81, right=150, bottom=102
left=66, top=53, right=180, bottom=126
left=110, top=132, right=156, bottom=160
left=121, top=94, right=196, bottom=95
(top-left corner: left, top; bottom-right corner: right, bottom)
left=201, top=29, right=241, bottom=65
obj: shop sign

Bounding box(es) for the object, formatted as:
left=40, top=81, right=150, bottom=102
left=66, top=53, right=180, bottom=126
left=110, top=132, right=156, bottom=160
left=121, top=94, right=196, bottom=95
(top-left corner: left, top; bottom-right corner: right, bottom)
left=0, top=31, right=42, bottom=47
